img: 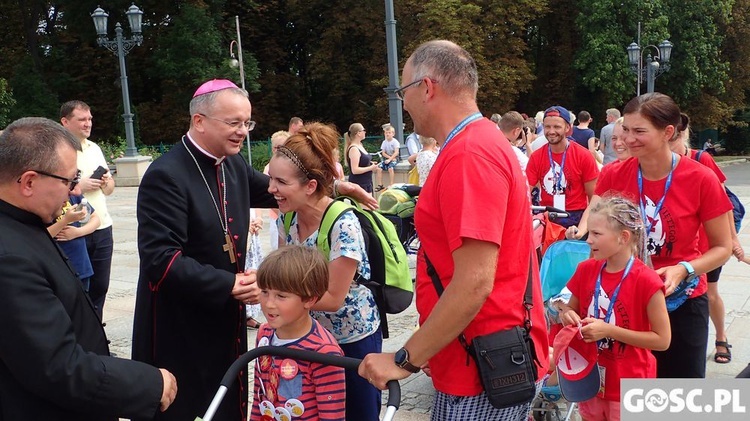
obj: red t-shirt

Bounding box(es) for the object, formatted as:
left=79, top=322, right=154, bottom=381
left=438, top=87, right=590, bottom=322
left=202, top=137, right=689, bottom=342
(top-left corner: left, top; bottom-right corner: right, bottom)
left=414, top=117, right=549, bottom=396
left=689, top=150, right=727, bottom=253
left=527, top=141, right=599, bottom=211
left=595, top=156, right=731, bottom=298
left=567, top=258, right=665, bottom=401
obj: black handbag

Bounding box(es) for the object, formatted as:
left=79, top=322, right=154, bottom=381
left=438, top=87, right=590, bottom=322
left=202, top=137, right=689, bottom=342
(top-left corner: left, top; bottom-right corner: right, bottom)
left=424, top=252, right=539, bottom=409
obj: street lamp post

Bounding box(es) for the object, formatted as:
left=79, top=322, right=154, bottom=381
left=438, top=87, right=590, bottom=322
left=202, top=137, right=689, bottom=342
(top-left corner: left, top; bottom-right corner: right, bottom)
left=384, top=0, right=404, bottom=143
left=229, top=15, right=252, bottom=164
left=627, top=22, right=674, bottom=95
left=91, top=4, right=143, bottom=158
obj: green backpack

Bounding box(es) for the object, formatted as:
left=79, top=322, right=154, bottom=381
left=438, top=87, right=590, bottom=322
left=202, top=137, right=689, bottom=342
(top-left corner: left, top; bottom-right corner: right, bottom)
left=283, top=196, right=413, bottom=338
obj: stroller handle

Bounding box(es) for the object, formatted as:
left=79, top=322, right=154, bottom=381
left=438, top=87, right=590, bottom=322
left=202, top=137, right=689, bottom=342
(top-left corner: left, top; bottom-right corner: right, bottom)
left=200, top=346, right=401, bottom=421
left=531, top=205, right=570, bottom=219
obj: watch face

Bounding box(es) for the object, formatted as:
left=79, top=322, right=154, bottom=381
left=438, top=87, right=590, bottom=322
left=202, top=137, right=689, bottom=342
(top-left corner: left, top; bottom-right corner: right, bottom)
left=394, top=348, right=407, bottom=366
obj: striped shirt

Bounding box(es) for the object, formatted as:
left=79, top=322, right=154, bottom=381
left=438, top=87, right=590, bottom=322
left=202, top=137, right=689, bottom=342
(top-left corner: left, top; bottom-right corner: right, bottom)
left=251, top=319, right=346, bottom=420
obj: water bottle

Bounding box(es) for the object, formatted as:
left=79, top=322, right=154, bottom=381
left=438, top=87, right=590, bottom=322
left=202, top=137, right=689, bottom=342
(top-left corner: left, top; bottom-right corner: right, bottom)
left=80, top=198, right=91, bottom=224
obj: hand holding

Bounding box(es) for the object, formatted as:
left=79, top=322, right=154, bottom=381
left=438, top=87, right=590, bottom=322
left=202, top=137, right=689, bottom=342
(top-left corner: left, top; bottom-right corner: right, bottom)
left=159, top=368, right=178, bottom=412
left=560, top=308, right=581, bottom=326
left=233, top=271, right=260, bottom=304
left=79, top=177, right=103, bottom=192
left=565, top=226, right=581, bottom=240
left=358, top=352, right=412, bottom=390
left=655, top=264, right=687, bottom=296
left=338, top=181, right=379, bottom=210
left=55, top=226, right=83, bottom=241
left=580, top=317, right=610, bottom=342
left=62, top=207, right=87, bottom=225
left=250, top=217, right=263, bottom=235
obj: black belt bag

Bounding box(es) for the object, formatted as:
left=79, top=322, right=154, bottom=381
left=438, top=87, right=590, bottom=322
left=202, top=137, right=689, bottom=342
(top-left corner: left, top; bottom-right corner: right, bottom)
left=468, top=326, right=538, bottom=408
left=425, top=253, right=539, bottom=409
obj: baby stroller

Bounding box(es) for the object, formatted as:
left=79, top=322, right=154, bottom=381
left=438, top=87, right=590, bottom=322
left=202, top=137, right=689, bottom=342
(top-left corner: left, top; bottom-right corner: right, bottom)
left=197, top=346, right=402, bottom=421
left=530, top=239, right=590, bottom=421
left=378, top=184, right=421, bottom=256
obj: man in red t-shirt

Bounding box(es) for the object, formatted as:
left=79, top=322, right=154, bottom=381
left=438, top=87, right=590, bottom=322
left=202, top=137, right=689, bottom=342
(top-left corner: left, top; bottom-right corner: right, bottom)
left=359, top=40, right=549, bottom=419
left=527, top=106, right=599, bottom=227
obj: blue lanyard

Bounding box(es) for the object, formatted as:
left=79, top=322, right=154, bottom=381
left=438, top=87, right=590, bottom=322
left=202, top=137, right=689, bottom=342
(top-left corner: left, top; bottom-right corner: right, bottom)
left=638, top=153, right=677, bottom=237
left=441, top=112, right=483, bottom=152
left=593, top=256, right=635, bottom=325
left=547, top=143, right=570, bottom=193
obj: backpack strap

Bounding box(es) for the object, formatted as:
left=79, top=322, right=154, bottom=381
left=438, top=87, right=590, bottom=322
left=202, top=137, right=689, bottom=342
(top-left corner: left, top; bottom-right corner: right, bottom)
left=317, top=199, right=355, bottom=259
left=282, top=199, right=352, bottom=260
left=282, top=212, right=295, bottom=236
left=694, top=150, right=704, bottom=162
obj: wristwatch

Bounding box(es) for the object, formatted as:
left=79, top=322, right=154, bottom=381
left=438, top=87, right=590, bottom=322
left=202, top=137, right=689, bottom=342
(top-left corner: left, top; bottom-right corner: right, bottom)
left=678, top=261, right=696, bottom=281
left=394, top=347, right=420, bottom=373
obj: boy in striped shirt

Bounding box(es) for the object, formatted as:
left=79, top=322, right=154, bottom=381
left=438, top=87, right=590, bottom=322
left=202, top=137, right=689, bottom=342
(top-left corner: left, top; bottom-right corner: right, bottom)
left=251, top=245, right=345, bottom=421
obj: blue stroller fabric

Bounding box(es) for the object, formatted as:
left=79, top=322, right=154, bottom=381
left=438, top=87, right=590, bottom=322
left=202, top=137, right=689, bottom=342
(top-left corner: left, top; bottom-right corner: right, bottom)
left=540, top=240, right=591, bottom=303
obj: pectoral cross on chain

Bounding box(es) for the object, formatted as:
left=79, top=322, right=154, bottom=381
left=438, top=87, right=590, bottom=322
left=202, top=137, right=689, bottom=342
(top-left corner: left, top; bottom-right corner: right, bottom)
left=223, top=233, right=236, bottom=264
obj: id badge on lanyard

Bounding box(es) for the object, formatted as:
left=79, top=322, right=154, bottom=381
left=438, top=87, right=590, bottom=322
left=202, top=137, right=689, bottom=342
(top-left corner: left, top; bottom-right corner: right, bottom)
left=553, top=194, right=566, bottom=211
left=548, top=143, right=569, bottom=211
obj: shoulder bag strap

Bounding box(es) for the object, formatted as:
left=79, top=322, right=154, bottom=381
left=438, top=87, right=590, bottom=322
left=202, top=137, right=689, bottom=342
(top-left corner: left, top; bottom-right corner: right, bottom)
left=423, top=250, right=534, bottom=351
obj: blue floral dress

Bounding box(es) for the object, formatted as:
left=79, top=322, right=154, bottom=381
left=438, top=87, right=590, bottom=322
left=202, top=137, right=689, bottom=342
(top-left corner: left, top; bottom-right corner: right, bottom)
left=279, top=210, right=380, bottom=344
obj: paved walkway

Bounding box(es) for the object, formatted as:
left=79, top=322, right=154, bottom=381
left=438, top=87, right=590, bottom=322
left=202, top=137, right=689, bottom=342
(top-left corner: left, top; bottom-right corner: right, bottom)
left=103, top=161, right=750, bottom=420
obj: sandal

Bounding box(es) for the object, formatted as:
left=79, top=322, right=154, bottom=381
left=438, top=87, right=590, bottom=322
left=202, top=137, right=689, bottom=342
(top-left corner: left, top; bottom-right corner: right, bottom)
left=375, top=185, right=385, bottom=192
left=714, top=340, right=732, bottom=364
left=246, top=317, right=261, bottom=330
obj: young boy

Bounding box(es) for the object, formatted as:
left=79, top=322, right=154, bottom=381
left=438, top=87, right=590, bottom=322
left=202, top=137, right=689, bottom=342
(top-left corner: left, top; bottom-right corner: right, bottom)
left=376, top=124, right=400, bottom=191
left=47, top=185, right=100, bottom=292
left=251, top=245, right=345, bottom=421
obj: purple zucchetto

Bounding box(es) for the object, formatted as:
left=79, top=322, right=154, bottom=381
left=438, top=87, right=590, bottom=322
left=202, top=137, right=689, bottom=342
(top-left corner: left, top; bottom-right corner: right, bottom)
left=193, top=79, right=240, bottom=98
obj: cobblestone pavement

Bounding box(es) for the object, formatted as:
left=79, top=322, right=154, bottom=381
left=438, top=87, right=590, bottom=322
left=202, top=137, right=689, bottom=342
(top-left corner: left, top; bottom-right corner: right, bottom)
left=104, top=160, right=750, bottom=420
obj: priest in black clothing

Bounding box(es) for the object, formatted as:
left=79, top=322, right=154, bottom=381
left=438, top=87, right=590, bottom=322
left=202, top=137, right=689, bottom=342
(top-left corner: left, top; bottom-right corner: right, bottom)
left=132, top=79, right=376, bottom=421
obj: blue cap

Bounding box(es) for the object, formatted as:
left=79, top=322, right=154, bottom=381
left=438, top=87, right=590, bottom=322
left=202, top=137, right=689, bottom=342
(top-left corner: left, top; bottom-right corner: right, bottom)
left=544, top=106, right=572, bottom=126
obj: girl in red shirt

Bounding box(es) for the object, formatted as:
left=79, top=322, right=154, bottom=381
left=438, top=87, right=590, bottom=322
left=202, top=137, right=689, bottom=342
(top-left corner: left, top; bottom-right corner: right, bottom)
left=559, top=196, right=671, bottom=421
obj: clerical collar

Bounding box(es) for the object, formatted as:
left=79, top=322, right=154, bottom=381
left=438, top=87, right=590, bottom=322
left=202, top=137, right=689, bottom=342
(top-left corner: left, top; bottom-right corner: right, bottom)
left=185, top=132, right=226, bottom=165
left=0, top=198, right=46, bottom=228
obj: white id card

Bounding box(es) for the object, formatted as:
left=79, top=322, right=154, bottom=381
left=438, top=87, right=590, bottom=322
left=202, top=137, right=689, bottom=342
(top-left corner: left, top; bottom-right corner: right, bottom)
left=553, top=194, right=566, bottom=211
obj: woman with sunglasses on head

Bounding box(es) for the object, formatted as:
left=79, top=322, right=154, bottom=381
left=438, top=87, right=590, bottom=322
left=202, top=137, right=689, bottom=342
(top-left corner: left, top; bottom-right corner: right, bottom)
left=576, top=93, right=733, bottom=378
left=344, top=123, right=379, bottom=195
left=268, top=122, right=382, bottom=421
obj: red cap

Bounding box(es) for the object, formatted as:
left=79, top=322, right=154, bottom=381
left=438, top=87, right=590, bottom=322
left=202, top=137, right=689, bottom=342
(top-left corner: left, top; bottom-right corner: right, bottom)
left=552, top=324, right=600, bottom=402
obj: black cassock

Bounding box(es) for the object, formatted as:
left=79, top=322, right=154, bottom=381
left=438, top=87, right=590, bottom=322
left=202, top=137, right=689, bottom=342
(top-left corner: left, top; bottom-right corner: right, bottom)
left=132, top=137, right=276, bottom=421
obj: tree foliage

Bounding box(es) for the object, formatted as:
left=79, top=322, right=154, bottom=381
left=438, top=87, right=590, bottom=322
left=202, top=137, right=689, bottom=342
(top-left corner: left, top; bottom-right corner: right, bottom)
left=0, top=0, right=749, bottom=153
left=0, top=78, right=16, bottom=127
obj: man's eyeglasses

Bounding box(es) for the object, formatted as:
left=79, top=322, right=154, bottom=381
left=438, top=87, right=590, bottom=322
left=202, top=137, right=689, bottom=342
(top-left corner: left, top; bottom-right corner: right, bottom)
left=395, top=79, right=424, bottom=100
left=199, top=114, right=256, bottom=131
left=23, top=169, right=81, bottom=191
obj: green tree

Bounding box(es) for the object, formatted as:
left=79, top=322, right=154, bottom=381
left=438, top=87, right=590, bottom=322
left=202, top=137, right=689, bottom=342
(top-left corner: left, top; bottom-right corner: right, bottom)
left=139, top=1, right=260, bottom=144
left=0, top=78, right=16, bottom=127
left=403, top=0, right=546, bottom=115
left=521, top=0, right=578, bottom=112
left=660, top=0, right=732, bottom=128
left=719, top=0, right=750, bottom=152
left=573, top=0, right=667, bottom=114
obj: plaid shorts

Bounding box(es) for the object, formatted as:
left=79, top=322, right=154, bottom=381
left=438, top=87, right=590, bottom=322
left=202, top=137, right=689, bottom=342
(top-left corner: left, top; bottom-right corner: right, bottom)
left=379, top=160, right=397, bottom=170
left=430, top=381, right=542, bottom=421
